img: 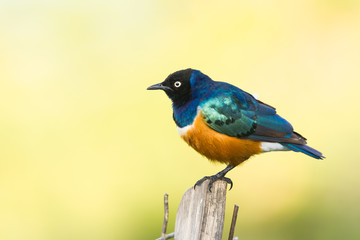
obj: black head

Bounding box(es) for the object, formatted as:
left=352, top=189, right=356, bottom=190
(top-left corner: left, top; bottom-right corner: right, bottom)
left=147, top=68, right=193, bottom=106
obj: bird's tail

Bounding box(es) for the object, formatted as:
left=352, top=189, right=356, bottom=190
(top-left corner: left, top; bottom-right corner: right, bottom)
left=281, top=143, right=325, bottom=159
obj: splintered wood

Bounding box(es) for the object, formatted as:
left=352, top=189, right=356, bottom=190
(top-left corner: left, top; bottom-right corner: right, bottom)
left=174, top=180, right=227, bottom=240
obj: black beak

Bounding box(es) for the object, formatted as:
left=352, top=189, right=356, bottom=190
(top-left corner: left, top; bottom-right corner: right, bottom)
left=147, top=83, right=173, bottom=92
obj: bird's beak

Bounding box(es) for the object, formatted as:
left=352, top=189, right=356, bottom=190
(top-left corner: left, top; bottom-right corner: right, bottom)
left=147, top=83, right=173, bottom=92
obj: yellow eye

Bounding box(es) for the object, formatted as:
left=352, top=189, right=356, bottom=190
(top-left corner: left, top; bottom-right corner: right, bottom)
left=174, top=81, right=181, bottom=87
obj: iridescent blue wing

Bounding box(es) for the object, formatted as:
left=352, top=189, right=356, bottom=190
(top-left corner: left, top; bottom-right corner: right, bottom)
left=200, top=89, right=306, bottom=144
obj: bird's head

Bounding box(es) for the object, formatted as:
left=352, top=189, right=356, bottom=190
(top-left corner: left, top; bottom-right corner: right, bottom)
left=147, top=68, right=194, bottom=107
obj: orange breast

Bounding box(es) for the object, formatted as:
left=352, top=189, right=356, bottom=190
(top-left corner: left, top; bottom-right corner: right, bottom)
left=181, top=113, right=262, bottom=166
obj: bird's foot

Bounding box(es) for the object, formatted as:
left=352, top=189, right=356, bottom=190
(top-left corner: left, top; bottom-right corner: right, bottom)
left=194, top=175, right=233, bottom=192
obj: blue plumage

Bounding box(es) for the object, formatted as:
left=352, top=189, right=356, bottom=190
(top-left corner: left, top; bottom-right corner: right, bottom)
left=281, top=143, right=323, bottom=159
left=165, top=69, right=323, bottom=159
left=148, top=68, right=324, bottom=190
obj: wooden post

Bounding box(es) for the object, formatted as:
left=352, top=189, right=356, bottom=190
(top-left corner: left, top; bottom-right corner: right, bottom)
left=228, top=205, right=239, bottom=240
left=174, top=180, right=227, bottom=240
left=161, top=194, right=169, bottom=238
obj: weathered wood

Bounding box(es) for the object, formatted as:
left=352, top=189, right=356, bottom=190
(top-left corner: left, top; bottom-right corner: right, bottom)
left=161, top=194, right=169, bottom=238
left=228, top=205, right=239, bottom=240
left=174, top=180, right=227, bottom=240
left=156, top=232, right=175, bottom=240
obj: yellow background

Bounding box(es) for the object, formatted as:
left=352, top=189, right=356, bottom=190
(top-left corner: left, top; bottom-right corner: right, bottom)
left=0, top=0, right=359, bottom=239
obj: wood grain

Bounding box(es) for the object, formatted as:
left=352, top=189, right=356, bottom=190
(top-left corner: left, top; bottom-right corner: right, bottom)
left=174, top=180, right=227, bottom=240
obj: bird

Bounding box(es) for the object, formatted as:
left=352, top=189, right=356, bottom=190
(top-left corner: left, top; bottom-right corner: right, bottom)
left=147, top=69, right=324, bottom=191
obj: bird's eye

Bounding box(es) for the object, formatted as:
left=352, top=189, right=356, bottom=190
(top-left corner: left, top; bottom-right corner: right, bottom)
left=174, top=81, right=181, bottom=88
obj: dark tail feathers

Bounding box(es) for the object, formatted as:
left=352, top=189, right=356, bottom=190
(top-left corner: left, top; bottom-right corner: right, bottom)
left=282, top=143, right=324, bottom=160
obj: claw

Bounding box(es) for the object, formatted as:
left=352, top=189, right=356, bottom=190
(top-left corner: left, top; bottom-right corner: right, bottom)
left=193, top=176, right=210, bottom=189
left=193, top=165, right=235, bottom=192
left=223, top=177, right=233, bottom=190
left=194, top=175, right=233, bottom=192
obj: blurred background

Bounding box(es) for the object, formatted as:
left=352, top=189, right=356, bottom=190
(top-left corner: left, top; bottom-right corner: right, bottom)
left=0, top=0, right=359, bottom=239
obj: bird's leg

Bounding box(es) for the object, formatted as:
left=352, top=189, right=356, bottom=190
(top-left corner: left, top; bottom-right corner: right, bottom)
left=194, top=165, right=235, bottom=192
